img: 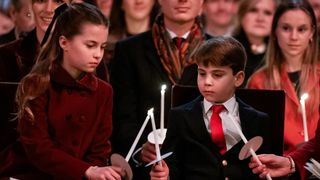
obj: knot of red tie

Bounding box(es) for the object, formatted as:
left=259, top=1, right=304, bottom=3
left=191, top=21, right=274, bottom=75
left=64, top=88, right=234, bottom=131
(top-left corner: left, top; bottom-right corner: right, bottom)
left=210, top=105, right=227, bottom=155
left=212, top=105, right=225, bottom=114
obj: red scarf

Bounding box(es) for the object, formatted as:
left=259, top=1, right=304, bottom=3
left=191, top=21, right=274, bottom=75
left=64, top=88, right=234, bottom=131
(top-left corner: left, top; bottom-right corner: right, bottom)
left=152, top=14, right=205, bottom=84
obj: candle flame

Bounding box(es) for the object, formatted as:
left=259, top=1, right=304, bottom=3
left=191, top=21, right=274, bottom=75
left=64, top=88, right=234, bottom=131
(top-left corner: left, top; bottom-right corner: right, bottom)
left=148, top=108, right=154, bottom=115
left=300, top=93, right=309, bottom=101
left=161, top=84, right=167, bottom=91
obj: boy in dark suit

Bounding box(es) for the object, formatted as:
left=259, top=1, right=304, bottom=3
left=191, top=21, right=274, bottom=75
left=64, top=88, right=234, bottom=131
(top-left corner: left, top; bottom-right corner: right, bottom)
left=150, top=36, right=270, bottom=180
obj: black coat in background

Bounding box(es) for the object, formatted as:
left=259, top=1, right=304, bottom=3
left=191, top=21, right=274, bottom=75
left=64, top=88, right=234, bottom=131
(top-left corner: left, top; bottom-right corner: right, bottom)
left=233, top=29, right=267, bottom=87
left=0, top=28, right=15, bottom=45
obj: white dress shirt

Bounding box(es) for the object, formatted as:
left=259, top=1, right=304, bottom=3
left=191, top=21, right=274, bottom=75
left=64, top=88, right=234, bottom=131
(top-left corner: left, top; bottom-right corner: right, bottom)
left=203, top=95, right=242, bottom=151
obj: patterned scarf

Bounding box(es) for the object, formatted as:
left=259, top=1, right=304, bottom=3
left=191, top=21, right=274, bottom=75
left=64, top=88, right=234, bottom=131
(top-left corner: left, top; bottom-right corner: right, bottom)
left=152, top=14, right=205, bottom=84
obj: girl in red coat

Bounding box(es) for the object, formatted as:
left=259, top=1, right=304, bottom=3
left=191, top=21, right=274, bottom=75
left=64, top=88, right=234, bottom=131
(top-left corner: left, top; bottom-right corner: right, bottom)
left=0, top=3, right=122, bottom=179
left=247, top=0, right=320, bottom=155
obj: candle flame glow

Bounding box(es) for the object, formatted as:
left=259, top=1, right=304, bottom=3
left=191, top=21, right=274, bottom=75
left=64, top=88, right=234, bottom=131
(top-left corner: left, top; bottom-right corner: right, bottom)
left=161, top=84, right=167, bottom=91
left=148, top=108, right=154, bottom=115
left=300, top=93, right=309, bottom=101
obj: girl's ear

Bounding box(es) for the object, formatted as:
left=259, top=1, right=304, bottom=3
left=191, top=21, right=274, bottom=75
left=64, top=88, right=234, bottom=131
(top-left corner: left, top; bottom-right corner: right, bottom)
left=59, top=35, right=69, bottom=51
left=234, top=71, right=245, bottom=88
left=309, top=26, right=315, bottom=41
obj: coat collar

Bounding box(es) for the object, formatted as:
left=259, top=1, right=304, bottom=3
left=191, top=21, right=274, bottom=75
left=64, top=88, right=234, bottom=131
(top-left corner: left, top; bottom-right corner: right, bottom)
left=50, top=62, right=98, bottom=91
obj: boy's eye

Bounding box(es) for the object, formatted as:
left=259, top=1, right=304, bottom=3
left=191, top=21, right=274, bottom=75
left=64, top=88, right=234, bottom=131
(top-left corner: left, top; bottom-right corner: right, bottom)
left=212, top=73, right=223, bottom=78
left=198, top=72, right=206, bottom=77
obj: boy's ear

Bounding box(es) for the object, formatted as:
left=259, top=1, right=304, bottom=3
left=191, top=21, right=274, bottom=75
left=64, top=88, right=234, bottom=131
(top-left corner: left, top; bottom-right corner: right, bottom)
left=234, top=71, right=245, bottom=88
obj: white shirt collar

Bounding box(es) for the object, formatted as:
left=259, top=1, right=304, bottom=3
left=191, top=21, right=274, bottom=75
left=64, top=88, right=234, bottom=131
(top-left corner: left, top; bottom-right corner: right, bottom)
left=166, top=28, right=190, bottom=39
left=203, top=95, right=237, bottom=115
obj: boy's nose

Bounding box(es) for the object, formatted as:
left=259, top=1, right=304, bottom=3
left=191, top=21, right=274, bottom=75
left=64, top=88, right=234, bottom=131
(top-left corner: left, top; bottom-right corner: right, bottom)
left=204, top=77, right=213, bottom=86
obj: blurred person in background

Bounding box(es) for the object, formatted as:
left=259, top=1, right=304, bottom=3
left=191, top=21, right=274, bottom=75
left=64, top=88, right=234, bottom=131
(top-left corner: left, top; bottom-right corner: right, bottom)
left=96, top=0, right=113, bottom=17
left=109, top=0, right=158, bottom=40
left=0, top=0, right=67, bottom=153
left=105, top=0, right=159, bottom=64
left=0, top=0, right=14, bottom=36
left=0, top=0, right=35, bottom=45
left=83, top=0, right=113, bottom=17
left=202, top=0, right=239, bottom=37
left=233, top=0, right=277, bottom=86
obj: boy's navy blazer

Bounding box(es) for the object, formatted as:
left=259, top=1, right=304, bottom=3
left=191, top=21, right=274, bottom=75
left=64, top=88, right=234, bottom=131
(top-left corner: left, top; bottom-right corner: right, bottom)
left=162, top=96, right=270, bottom=180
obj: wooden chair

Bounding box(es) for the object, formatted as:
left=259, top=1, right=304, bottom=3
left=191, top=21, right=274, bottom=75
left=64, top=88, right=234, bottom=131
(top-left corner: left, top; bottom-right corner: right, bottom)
left=171, top=85, right=285, bottom=156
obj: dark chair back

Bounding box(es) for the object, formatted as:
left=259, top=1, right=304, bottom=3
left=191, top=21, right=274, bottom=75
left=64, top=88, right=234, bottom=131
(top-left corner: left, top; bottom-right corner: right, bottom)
left=171, top=85, right=285, bottom=156
left=0, top=82, right=19, bottom=151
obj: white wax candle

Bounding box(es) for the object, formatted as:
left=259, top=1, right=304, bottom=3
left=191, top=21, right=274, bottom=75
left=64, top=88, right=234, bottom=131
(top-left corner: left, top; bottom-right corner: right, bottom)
left=228, top=114, right=272, bottom=180
left=300, top=93, right=309, bottom=142
left=160, top=84, right=167, bottom=136
left=249, top=148, right=272, bottom=180
left=149, top=109, right=162, bottom=166
left=228, top=114, right=248, bottom=143
left=125, top=108, right=153, bottom=162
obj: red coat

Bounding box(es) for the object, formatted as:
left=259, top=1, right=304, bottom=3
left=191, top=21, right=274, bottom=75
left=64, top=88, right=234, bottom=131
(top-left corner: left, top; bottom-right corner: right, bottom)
left=291, top=117, right=320, bottom=180
left=0, top=63, right=113, bottom=179
left=247, top=64, right=320, bottom=155
left=0, top=29, right=109, bottom=151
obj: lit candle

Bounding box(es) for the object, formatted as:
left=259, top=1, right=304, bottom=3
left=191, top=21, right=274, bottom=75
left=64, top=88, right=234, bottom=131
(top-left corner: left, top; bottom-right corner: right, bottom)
left=160, top=84, right=167, bottom=136
left=125, top=108, right=153, bottom=162
left=228, top=114, right=272, bottom=180
left=300, top=93, right=309, bottom=142
left=150, top=109, right=162, bottom=166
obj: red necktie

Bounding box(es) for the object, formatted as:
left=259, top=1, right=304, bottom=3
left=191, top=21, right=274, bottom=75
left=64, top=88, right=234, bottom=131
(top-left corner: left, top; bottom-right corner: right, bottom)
left=173, top=37, right=183, bottom=50
left=210, top=105, right=227, bottom=155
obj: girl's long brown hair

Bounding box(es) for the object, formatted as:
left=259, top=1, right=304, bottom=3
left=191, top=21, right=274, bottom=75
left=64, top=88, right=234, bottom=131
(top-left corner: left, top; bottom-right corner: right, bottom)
left=16, top=3, right=109, bottom=122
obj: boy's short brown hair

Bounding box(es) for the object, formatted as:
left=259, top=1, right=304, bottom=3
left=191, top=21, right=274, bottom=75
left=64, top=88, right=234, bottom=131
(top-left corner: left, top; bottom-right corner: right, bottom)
left=195, top=36, right=247, bottom=75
